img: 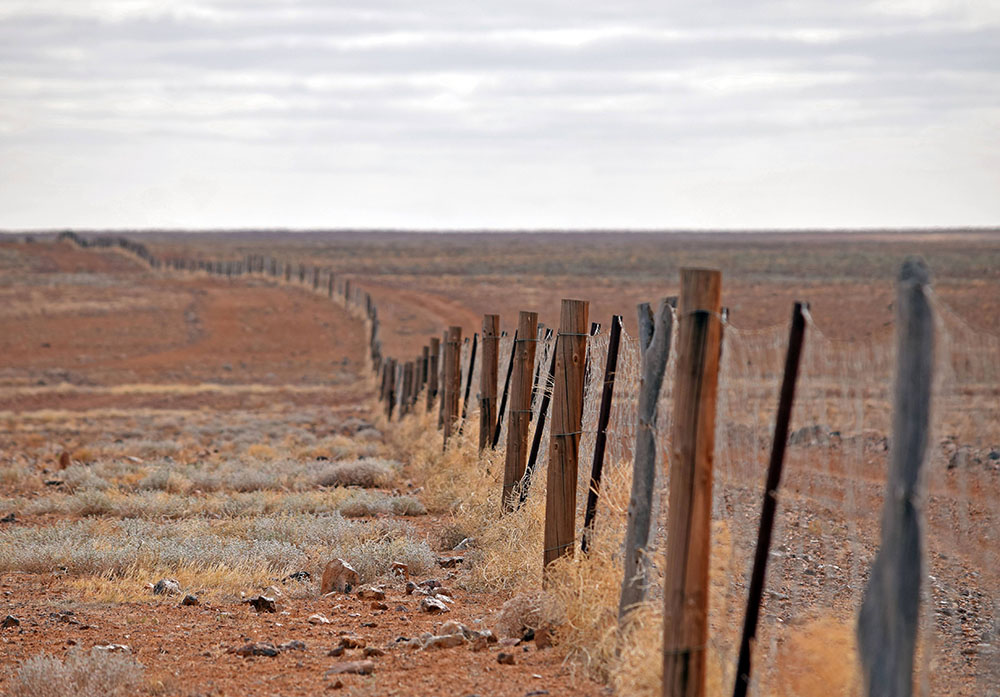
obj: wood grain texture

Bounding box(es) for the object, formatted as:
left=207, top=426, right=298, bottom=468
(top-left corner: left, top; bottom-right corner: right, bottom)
left=427, top=337, right=440, bottom=412
left=480, top=315, right=501, bottom=452
left=443, top=326, right=463, bottom=443
left=502, top=311, right=539, bottom=512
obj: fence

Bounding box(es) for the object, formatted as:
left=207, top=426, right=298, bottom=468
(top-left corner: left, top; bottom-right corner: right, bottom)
left=59, top=232, right=999, bottom=697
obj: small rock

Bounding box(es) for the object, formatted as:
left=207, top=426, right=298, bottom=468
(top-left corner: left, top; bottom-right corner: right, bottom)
left=321, top=558, right=360, bottom=594
left=391, top=562, right=409, bottom=578
left=363, top=647, right=386, bottom=657
left=325, top=660, right=375, bottom=676
left=246, top=595, right=277, bottom=613
left=234, top=642, right=280, bottom=657
left=469, top=635, right=488, bottom=652
left=360, top=621, right=377, bottom=628
left=419, top=597, right=450, bottom=614
left=327, top=646, right=345, bottom=657
left=284, top=571, right=311, bottom=583
left=264, top=585, right=283, bottom=598
left=152, top=579, right=181, bottom=596
left=93, top=644, right=130, bottom=653
left=357, top=586, right=386, bottom=601
left=437, top=556, right=465, bottom=568
left=180, top=594, right=199, bottom=606
left=328, top=679, right=344, bottom=689
left=499, top=637, right=520, bottom=648
left=1, top=615, right=20, bottom=629
left=308, top=613, right=331, bottom=625
left=279, top=640, right=306, bottom=651
left=439, top=620, right=468, bottom=637
left=423, top=634, right=466, bottom=649
left=534, top=626, right=553, bottom=649
left=405, top=581, right=417, bottom=595
left=371, top=602, right=389, bottom=611
left=0, top=512, right=16, bottom=524
left=419, top=579, right=442, bottom=590
left=521, top=628, right=535, bottom=642
left=339, top=635, right=366, bottom=649
left=452, top=537, right=475, bottom=551
left=497, top=652, right=516, bottom=665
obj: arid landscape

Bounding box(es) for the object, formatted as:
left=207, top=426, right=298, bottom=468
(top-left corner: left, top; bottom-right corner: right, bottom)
left=1, top=230, right=998, bottom=697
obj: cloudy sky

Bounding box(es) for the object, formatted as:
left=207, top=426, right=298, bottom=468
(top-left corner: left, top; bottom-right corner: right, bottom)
left=1, top=0, right=998, bottom=230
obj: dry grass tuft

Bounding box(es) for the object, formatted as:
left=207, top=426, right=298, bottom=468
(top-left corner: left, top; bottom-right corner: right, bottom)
left=11, top=647, right=146, bottom=697
left=495, top=591, right=564, bottom=638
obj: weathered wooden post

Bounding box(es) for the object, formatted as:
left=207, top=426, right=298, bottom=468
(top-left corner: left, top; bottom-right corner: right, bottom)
left=401, top=362, right=415, bottom=417
left=385, top=358, right=397, bottom=420
left=502, top=313, right=539, bottom=511
left=420, top=345, right=430, bottom=395
left=427, top=337, right=440, bottom=412
left=857, top=258, right=934, bottom=697
left=663, top=269, right=723, bottom=697
left=438, top=330, right=448, bottom=428
left=328, top=274, right=334, bottom=298
left=620, top=301, right=674, bottom=618
left=479, top=315, right=501, bottom=452
left=582, top=314, right=624, bottom=553
left=733, top=302, right=808, bottom=697
left=543, top=299, right=589, bottom=570
left=443, top=326, right=463, bottom=444
left=461, top=332, right=478, bottom=424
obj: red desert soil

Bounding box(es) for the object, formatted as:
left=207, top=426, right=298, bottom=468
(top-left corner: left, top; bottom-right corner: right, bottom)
left=0, top=240, right=606, bottom=697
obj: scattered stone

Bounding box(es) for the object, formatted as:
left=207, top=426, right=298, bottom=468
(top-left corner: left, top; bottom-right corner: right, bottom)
left=521, top=628, right=535, bottom=642
left=499, top=637, right=520, bottom=648
left=180, top=594, right=199, bottom=606
left=1, top=615, right=20, bottom=629
left=246, top=595, right=277, bottom=613
left=439, top=620, right=468, bottom=637
left=391, top=562, right=409, bottom=578
left=0, top=512, right=16, bottom=523
left=339, top=635, right=366, bottom=649
left=234, top=642, right=280, bottom=657
left=469, top=635, right=488, bottom=652
left=357, top=586, right=386, bottom=601
left=434, top=594, right=454, bottom=604
left=44, top=480, right=64, bottom=487
left=419, top=579, right=442, bottom=590
left=284, top=571, right=311, bottom=583
left=419, top=597, right=450, bottom=614
left=363, top=647, right=386, bottom=658
left=423, top=634, right=466, bottom=650
left=497, top=652, right=516, bottom=665
left=360, top=621, right=377, bottom=628
left=452, top=537, right=475, bottom=551
left=371, top=602, right=389, bottom=611
left=279, top=640, right=306, bottom=651
left=437, top=555, right=465, bottom=568
left=308, top=613, right=331, bottom=625
left=328, top=679, right=344, bottom=689
left=327, top=646, right=345, bottom=657
left=321, top=559, right=360, bottom=594
left=94, top=644, right=130, bottom=653
left=405, top=581, right=417, bottom=595
left=152, top=578, right=181, bottom=596
left=325, top=660, right=375, bottom=676
left=526, top=691, right=550, bottom=696
left=264, top=585, right=283, bottom=598
left=534, top=626, right=553, bottom=649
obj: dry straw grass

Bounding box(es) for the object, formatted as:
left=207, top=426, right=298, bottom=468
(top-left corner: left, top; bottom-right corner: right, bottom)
left=10, top=647, right=146, bottom=697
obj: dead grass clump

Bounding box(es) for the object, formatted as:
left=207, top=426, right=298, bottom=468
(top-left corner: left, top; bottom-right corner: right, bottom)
left=244, top=443, right=278, bottom=460
left=495, top=591, right=565, bottom=639
left=61, top=465, right=111, bottom=492
left=310, top=458, right=395, bottom=488
left=137, top=468, right=192, bottom=494
left=11, top=647, right=146, bottom=697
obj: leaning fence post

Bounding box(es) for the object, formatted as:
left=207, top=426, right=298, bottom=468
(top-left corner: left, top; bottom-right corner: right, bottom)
left=427, top=337, right=441, bottom=412
left=857, top=258, right=934, bottom=697
left=618, top=301, right=674, bottom=618
left=663, top=269, right=723, bottom=697
left=461, top=332, right=478, bottom=425
left=502, top=312, right=539, bottom=511
left=442, top=326, right=463, bottom=444
left=582, top=314, right=623, bottom=553
left=732, top=302, right=808, bottom=697
left=543, top=299, right=589, bottom=570
left=480, top=315, right=501, bottom=452
left=385, top=358, right=397, bottom=420
left=493, top=329, right=519, bottom=449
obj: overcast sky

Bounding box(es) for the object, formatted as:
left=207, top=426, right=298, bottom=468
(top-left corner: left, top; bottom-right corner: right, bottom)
left=1, top=0, right=998, bottom=230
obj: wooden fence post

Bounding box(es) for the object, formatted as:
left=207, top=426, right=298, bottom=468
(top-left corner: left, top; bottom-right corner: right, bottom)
left=401, top=362, right=414, bottom=417
left=663, top=269, right=723, bottom=697
left=733, top=302, right=808, bottom=697
left=443, top=326, right=463, bottom=444
left=619, top=301, right=675, bottom=618
left=502, top=313, right=539, bottom=511
left=420, top=345, right=429, bottom=396
left=480, top=315, right=500, bottom=452
left=543, top=299, right=589, bottom=570
left=438, top=331, right=448, bottom=428
left=385, top=358, right=397, bottom=420
left=857, top=258, right=934, bottom=697
left=582, top=314, right=623, bottom=553
left=427, top=337, right=440, bottom=412
left=461, top=332, right=478, bottom=424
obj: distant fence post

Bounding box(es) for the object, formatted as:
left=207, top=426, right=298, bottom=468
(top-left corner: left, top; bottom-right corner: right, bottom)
left=384, top=358, right=397, bottom=420
left=427, top=337, right=441, bottom=412
left=461, top=332, right=478, bottom=425
left=857, top=258, right=934, bottom=697
left=443, top=326, right=463, bottom=444
left=582, top=314, right=623, bottom=553
left=663, top=269, right=723, bottom=697
left=502, top=312, right=539, bottom=511
left=543, top=299, right=589, bottom=571
left=420, top=345, right=429, bottom=398
left=480, top=315, right=501, bottom=452
left=401, top=362, right=414, bottom=417
left=438, top=330, right=448, bottom=428
left=619, top=300, right=674, bottom=619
